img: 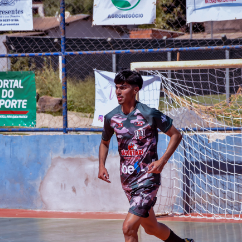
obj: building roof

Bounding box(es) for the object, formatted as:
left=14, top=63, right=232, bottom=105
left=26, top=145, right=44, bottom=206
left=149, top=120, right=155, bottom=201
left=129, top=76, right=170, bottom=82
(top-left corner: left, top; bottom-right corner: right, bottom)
left=130, top=28, right=184, bottom=39
left=5, top=32, right=45, bottom=37
left=177, top=32, right=242, bottom=40
left=33, top=14, right=90, bottom=31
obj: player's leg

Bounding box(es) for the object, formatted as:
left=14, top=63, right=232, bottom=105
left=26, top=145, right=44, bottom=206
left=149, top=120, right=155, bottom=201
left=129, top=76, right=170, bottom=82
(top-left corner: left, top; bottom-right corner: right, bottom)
left=141, top=208, right=195, bottom=242
left=123, top=185, right=194, bottom=241
left=140, top=207, right=182, bottom=241
left=122, top=212, right=141, bottom=242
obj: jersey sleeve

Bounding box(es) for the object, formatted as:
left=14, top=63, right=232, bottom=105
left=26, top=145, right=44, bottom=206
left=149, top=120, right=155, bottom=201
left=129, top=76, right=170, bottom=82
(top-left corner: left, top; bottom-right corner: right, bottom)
left=151, top=109, right=173, bottom=133
left=102, top=115, right=114, bottom=141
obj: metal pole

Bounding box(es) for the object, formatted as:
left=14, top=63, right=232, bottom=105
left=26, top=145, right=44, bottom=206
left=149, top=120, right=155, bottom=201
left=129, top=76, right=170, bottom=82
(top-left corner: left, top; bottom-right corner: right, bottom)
left=167, top=52, right=172, bottom=105
left=182, top=138, right=190, bottom=215
left=190, top=23, right=192, bottom=39
left=226, top=49, right=230, bottom=104
left=7, top=57, right=11, bottom=70
left=112, top=54, right=116, bottom=73
left=211, top=21, right=213, bottom=39
left=59, top=55, right=62, bottom=82
left=167, top=52, right=171, bottom=78
left=60, top=0, right=68, bottom=134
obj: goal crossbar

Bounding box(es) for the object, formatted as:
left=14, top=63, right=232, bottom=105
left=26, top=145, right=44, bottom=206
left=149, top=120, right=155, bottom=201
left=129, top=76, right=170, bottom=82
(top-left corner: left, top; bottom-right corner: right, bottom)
left=131, top=59, right=242, bottom=71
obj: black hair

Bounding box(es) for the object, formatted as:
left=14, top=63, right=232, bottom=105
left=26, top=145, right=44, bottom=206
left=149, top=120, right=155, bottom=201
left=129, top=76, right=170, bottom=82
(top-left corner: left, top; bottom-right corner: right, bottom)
left=114, top=70, right=143, bottom=90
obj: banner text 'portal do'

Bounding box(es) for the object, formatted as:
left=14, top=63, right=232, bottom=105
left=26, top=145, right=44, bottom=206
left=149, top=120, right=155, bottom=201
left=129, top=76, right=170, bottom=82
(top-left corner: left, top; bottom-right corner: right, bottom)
left=0, top=71, right=36, bottom=127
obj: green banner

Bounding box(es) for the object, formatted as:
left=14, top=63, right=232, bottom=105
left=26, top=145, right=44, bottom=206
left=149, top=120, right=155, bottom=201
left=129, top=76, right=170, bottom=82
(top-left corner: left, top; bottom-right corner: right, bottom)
left=0, top=72, right=36, bottom=127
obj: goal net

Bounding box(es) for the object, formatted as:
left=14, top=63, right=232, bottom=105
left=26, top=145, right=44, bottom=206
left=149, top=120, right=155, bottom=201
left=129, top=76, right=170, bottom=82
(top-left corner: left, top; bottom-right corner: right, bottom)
left=131, top=59, right=242, bottom=220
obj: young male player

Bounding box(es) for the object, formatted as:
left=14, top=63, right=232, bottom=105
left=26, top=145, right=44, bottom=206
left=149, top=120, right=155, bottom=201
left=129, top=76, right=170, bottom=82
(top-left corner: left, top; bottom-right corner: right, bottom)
left=98, top=70, right=194, bottom=242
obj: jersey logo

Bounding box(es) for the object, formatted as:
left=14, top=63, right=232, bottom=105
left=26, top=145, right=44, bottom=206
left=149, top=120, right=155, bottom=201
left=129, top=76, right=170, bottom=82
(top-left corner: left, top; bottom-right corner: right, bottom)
left=121, top=142, right=144, bottom=156
left=121, top=164, right=135, bottom=174
left=115, top=123, right=123, bottom=128
left=134, top=121, right=144, bottom=126
left=134, top=129, right=145, bottom=140
left=134, top=161, right=146, bottom=173
left=161, top=114, right=167, bottom=123
left=128, top=142, right=137, bottom=150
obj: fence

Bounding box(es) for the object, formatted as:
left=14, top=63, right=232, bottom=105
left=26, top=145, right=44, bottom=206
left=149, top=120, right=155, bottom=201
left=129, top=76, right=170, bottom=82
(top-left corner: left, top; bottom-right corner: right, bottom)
left=0, top=0, right=242, bottom=133
left=1, top=0, right=242, bottom=220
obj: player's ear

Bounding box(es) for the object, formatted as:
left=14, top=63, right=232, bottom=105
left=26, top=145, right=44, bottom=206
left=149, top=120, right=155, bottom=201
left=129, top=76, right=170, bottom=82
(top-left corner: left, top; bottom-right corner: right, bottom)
left=134, top=86, right=139, bottom=93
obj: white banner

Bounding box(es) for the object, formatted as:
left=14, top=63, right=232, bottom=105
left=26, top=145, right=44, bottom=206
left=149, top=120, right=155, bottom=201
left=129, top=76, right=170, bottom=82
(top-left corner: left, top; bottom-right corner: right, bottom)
left=93, top=0, right=156, bottom=26
left=187, top=0, right=242, bottom=23
left=0, top=0, right=33, bottom=31
left=92, top=70, right=161, bottom=127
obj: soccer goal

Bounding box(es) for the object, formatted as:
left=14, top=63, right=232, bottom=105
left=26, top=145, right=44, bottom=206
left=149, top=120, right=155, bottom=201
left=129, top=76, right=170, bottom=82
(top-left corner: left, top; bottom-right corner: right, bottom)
left=131, top=59, right=242, bottom=220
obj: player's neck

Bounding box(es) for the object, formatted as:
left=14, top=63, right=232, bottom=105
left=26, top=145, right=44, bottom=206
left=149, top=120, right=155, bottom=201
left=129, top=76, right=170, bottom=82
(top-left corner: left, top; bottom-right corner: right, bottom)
left=121, top=99, right=137, bottom=115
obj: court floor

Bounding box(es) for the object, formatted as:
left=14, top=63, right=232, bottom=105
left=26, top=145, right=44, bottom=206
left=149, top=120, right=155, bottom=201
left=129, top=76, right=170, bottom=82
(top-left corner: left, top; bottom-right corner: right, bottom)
left=0, top=217, right=241, bottom=242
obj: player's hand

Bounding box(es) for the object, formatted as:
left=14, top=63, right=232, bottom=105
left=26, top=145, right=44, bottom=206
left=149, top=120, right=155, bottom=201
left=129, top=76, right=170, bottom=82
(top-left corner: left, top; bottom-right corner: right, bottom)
left=147, top=159, right=167, bottom=174
left=98, top=166, right=111, bottom=183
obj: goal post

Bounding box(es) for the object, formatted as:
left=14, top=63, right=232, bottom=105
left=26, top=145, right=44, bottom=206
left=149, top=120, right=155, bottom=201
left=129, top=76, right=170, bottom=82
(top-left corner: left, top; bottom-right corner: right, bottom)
left=130, top=59, right=242, bottom=220
left=131, top=59, right=242, bottom=71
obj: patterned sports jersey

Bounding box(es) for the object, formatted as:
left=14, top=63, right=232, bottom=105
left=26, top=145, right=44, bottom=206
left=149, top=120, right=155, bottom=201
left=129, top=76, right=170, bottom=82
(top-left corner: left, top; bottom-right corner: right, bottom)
left=102, top=102, right=173, bottom=200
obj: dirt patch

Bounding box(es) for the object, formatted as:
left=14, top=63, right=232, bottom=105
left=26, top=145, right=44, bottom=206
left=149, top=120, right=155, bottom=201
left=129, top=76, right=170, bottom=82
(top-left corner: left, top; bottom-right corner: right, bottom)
left=37, top=112, right=93, bottom=128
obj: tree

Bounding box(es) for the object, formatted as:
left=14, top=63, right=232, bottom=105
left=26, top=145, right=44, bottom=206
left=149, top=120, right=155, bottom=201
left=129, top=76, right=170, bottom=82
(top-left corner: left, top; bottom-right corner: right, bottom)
left=140, top=0, right=204, bottom=32
left=156, top=0, right=186, bottom=31
left=139, top=0, right=186, bottom=31
left=43, top=0, right=93, bottom=17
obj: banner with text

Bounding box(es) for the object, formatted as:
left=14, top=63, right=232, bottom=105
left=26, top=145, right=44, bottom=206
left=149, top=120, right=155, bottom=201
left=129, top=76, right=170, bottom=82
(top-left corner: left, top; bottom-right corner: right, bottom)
left=0, top=0, right=33, bottom=31
left=0, top=72, right=36, bottom=127
left=187, top=0, right=242, bottom=23
left=93, top=0, right=156, bottom=25
left=92, top=70, right=160, bottom=127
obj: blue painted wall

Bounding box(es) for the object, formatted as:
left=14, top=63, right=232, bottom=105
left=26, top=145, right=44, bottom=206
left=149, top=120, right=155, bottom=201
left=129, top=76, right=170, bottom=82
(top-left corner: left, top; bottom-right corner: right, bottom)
left=0, top=134, right=174, bottom=211
left=0, top=133, right=241, bottom=214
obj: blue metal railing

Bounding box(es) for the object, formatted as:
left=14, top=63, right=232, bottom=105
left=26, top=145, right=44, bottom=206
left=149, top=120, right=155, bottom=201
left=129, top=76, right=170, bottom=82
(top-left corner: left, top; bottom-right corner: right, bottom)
left=0, top=127, right=241, bottom=133
left=0, top=53, right=60, bottom=57
left=1, top=44, right=242, bottom=58
left=60, top=0, right=68, bottom=134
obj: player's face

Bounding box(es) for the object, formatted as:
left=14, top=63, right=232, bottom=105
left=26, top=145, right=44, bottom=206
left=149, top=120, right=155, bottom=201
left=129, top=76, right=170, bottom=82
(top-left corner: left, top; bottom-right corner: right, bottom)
left=115, top=83, right=138, bottom=104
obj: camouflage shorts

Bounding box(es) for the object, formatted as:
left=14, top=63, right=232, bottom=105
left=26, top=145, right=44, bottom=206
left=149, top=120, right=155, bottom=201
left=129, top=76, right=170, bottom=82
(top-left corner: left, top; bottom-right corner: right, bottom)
left=126, top=184, right=159, bottom=218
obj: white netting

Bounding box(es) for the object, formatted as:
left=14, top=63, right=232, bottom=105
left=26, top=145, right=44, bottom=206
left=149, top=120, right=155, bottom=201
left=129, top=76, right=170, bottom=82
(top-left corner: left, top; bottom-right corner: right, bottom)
left=141, top=66, right=242, bottom=220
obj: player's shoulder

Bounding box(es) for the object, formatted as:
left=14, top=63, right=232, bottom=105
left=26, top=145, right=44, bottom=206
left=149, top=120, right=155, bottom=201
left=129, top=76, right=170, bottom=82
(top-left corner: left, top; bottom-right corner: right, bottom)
left=104, top=105, right=121, bottom=121
left=137, top=102, right=162, bottom=117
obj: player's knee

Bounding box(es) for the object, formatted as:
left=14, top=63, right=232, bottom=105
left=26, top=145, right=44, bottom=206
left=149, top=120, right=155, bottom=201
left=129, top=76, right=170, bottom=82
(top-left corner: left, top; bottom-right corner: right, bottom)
left=143, top=225, right=158, bottom=236
left=122, top=221, right=137, bottom=236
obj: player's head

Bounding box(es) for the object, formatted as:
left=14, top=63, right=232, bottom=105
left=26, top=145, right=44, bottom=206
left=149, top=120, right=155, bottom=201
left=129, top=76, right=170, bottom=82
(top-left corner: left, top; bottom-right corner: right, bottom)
left=114, top=70, right=143, bottom=90
left=114, top=70, right=143, bottom=105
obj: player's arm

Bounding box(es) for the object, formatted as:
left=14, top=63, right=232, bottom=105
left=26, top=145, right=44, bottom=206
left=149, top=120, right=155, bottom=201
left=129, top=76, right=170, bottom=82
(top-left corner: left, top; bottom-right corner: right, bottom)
left=148, top=125, right=182, bottom=174
left=98, top=139, right=111, bottom=183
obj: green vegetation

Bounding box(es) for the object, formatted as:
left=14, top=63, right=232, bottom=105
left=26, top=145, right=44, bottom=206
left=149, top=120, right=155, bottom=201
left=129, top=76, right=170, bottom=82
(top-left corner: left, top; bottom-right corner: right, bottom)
left=11, top=57, right=95, bottom=114
left=140, top=0, right=186, bottom=31
left=156, top=0, right=186, bottom=30
left=67, top=75, right=95, bottom=114
left=43, top=0, right=93, bottom=16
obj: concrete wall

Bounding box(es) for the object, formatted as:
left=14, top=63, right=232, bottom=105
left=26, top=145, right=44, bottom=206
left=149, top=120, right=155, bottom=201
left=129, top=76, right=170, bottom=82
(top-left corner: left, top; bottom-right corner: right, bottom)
left=0, top=133, right=181, bottom=213
left=1, top=133, right=240, bottom=213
